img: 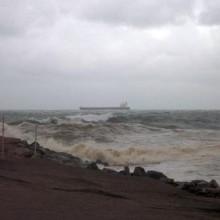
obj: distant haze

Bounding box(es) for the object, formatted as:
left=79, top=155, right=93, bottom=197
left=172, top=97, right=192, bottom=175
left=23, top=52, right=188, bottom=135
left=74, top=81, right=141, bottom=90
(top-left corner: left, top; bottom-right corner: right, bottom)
left=0, top=0, right=220, bottom=110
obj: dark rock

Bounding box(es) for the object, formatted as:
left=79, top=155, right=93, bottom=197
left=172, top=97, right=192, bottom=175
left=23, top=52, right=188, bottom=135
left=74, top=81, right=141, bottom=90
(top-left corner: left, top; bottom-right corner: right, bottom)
left=119, top=166, right=130, bottom=176
left=87, top=162, right=99, bottom=170
left=191, top=180, right=209, bottom=188
left=176, top=179, right=220, bottom=197
left=209, top=179, right=219, bottom=189
left=50, top=118, right=58, bottom=124
left=95, top=159, right=109, bottom=166
left=29, top=142, right=42, bottom=154
left=102, top=168, right=118, bottom=175
left=146, top=170, right=168, bottom=180
left=205, top=188, right=220, bottom=197
left=187, top=180, right=209, bottom=193
left=133, top=167, right=146, bottom=176
left=26, top=142, right=84, bottom=167
left=176, top=182, right=189, bottom=190
left=162, top=178, right=175, bottom=185
left=23, top=150, right=34, bottom=158
left=176, top=180, right=209, bottom=191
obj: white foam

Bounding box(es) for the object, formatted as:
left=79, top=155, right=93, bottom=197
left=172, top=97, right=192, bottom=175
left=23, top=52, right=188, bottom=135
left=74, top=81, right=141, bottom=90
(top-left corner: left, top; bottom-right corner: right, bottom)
left=4, top=122, right=220, bottom=182
left=66, top=113, right=113, bottom=123
left=36, top=138, right=220, bottom=166
left=3, top=123, right=33, bottom=142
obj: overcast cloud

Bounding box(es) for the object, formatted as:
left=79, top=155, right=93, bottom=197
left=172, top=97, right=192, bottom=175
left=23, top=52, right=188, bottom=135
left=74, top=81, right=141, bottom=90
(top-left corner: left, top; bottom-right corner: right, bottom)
left=0, top=0, right=220, bottom=109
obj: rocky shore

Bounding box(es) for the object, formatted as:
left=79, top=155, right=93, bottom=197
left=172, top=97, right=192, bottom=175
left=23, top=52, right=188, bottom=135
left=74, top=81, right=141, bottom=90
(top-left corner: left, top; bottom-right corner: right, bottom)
left=1, top=136, right=220, bottom=220
left=12, top=137, right=220, bottom=198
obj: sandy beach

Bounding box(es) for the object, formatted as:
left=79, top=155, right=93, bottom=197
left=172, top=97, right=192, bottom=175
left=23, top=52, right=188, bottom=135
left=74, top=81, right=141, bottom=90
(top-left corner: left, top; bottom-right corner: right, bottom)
left=0, top=136, right=220, bottom=220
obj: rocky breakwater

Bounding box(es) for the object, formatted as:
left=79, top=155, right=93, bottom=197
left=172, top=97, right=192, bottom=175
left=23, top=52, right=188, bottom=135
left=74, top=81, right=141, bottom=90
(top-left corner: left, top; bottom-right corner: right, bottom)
left=101, top=166, right=220, bottom=198
left=176, top=179, right=220, bottom=197
left=2, top=137, right=220, bottom=199
left=2, top=137, right=85, bottom=168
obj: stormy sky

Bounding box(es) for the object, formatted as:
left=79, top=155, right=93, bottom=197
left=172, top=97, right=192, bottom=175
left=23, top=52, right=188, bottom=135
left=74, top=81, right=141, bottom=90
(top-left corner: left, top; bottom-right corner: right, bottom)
left=0, top=0, right=220, bottom=109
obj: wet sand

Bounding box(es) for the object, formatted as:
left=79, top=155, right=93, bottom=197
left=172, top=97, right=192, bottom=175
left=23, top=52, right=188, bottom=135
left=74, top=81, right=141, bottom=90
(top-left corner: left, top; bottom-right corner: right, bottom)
left=0, top=137, right=220, bottom=220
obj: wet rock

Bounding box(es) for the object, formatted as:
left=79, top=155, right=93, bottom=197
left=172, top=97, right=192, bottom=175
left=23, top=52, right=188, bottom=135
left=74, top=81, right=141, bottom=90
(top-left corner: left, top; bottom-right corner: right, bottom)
left=87, top=162, right=99, bottom=170
left=191, top=180, right=209, bottom=188
left=119, top=166, right=130, bottom=176
left=29, top=142, right=42, bottom=154
left=146, top=170, right=168, bottom=180
left=176, top=179, right=220, bottom=197
left=102, top=168, right=118, bottom=175
left=176, top=182, right=189, bottom=190
left=186, top=180, right=209, bottom=193
left=23, top=150, right=34, bottom=158
left=50, top=118, right=58, bottom=124
left=162, top=178, right=176, bottom=185
left=133, top=167, right=146, bottom=176
left=27, top=142, right=84, bottom=167
left=209, top=179, right=219, bottom=189
left=95, top=159, right=109, bottom=166
left=205, top=188, right=220, bottom=197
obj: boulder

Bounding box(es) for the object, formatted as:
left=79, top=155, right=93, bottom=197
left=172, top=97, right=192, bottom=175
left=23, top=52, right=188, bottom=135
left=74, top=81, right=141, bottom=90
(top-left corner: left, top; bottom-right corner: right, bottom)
left=95, top=159, right=109, bottom=166
left=176, top=179, right=220, bottom=197
left=133, top=167, right=146, bottom=176
left=23, top=150, right=34, bottom=158
left=119, top=166, right=130, bottom=176
left=162, top=178, right=175, bottom=185
left=87, top=162, right=99, bottom=170
left=27, top=142, right=84, bottom=167
left=146, top=170, right=168, bottom=180
left=176, top=182, right=189, bottom=190
left=205, top=188, right=220, bottom=197
left=209, top=179, right=219, bottom=189
left=102, top=168, right=118, bottom=175
left=191, top=180, right=209, bottom=188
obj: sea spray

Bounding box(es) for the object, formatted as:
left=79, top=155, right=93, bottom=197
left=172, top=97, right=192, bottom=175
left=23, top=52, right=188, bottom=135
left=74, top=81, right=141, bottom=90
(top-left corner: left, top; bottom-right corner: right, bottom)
left=27, top=137, right=220, bottom=166
left=2, top=110, right=220, bottom=181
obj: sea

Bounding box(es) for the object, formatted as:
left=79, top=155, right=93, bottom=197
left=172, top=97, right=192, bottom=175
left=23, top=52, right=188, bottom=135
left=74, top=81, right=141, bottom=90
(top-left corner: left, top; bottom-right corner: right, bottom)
left=1, top=110, right=220, bottom=182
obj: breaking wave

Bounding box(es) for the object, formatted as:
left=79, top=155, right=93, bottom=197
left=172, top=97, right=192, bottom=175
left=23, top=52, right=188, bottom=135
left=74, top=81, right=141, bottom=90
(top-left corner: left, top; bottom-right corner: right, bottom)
left=2, top=109, right=220, bottom=181
left=65, top=112, right=114, bottom=123
left=33, top=138, right=220, bottom=166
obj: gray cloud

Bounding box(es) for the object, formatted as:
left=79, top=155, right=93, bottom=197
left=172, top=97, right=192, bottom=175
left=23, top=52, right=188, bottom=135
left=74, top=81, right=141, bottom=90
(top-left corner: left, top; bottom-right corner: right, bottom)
left=198, top=1, right=220, bottom=25
left=74, top=0, right=196, bottom=27
left=0, top=0, right=220, bottom=109
left=0, top=0, right=58, bottom=36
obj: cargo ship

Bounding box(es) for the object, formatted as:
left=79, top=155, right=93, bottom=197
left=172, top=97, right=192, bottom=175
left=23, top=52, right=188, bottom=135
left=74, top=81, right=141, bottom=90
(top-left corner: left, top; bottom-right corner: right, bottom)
left=80, top=102, right=130, bottom=111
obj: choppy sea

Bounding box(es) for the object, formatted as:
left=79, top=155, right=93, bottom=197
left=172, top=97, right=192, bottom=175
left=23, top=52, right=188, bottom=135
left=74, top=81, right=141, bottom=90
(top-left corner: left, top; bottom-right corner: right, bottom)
left=1, top=110, right=220, bottom=182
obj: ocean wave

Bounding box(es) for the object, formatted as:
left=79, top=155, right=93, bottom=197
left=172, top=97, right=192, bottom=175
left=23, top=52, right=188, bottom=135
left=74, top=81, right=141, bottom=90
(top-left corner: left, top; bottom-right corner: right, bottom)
left=65, top=113, right=114, bottom=123
left=107, top=111, right=220, bottom=130
left=37, top=138, right=215, bottom=166
left=8, top=117, right=61, bottom=126
left=6, top=110, right=220, bottom=130
left=3, top=122, right=33, bottom=142
left=8, top=113, right=115, bottom=127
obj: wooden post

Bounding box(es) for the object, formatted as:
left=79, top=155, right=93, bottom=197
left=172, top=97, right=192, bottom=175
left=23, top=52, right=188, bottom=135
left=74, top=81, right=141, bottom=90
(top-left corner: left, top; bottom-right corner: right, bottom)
left=1, top=114, right=5, bottom=158
left=34, top=124, right=38, bottom=155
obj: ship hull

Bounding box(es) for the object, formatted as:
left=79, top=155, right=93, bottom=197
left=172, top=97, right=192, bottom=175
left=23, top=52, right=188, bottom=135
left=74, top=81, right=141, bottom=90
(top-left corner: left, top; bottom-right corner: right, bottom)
left=80, top=107, right=130, bottom=111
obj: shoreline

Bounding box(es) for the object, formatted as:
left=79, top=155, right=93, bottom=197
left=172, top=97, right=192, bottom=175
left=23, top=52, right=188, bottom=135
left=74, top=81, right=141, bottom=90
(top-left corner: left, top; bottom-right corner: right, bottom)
left=0, top=136, right=220, bottom=219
